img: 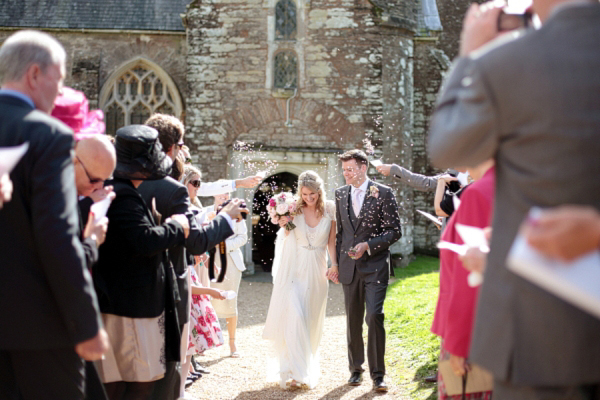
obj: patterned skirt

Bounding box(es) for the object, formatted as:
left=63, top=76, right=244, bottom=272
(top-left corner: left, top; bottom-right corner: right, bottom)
left=438, top=343, right=493, bottom=400
left=187, top=267, right=224, bottom=355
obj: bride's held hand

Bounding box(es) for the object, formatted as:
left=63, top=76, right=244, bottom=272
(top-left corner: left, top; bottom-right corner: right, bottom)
left=327, top=265, right=340, bottom=284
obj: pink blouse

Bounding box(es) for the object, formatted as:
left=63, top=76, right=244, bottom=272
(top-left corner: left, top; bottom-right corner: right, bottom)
left=431, top=167, right=495, bottom=358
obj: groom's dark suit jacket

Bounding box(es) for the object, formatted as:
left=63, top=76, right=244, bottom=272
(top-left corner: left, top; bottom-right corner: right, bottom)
left=0, top=94, right=101, bottom=349
left=335, top=180, right=402, bottom=285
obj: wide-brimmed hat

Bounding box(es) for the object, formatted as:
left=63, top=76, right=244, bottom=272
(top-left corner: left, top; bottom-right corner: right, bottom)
left=113, top=125, right=172, bottom=181
left=51, top=87, right=105, bottom=140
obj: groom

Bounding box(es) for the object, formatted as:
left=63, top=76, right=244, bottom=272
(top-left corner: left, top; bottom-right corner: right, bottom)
left=334, top=149, right=402, bottom=392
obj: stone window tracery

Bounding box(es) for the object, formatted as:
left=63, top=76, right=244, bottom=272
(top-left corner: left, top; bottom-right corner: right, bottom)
left=100, top=59, right=183, bottom=136
left=273, top=51, right=298, bottom=89
left=275, top=0, right=297, bottom=41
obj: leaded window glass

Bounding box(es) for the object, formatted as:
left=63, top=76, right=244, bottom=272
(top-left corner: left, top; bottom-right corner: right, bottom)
left=101, top=62, right=181, bottom=136
left=273, top=51, right=298, bottom=89
left=275, top=0, right=297, bottom=41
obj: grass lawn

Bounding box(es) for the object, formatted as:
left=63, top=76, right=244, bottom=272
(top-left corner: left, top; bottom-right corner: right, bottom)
left=386, top=255, right=441, bottom=399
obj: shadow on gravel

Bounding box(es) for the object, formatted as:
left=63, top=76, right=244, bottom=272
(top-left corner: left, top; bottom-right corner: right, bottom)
left=317, top=383, right=355, bottom=399
left=195, top=356, right=229, bottom=369
left=233, top=386, right=301, bottom=399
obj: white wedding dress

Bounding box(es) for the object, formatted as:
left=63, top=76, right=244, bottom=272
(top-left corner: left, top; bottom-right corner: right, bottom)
left=262, top=200, right=335, bottom=389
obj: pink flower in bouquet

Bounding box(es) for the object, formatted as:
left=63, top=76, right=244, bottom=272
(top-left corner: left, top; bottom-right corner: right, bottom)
left=288, top=201, right=297, bottom=214
left=268, top=192, right=297, bottom=230
left=276, top=203, right=289, bottom=214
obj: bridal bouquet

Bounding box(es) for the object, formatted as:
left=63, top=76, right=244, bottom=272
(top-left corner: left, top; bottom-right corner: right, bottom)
left=267, top=192, right=297, bottom=231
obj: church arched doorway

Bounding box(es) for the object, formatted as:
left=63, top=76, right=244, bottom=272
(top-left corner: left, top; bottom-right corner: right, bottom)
left=251, top=172, right=298, bottom=272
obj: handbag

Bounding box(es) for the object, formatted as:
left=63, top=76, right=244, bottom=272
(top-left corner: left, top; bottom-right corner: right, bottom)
left=438, top=359, right=494, bottom=397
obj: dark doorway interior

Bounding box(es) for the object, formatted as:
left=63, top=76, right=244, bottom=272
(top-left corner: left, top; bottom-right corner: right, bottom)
left=252, top=172, right=298, bottom=272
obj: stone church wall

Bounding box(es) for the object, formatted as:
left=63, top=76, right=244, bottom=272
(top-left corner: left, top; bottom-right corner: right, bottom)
left=185, top=0, right=418, bottom=263
left=0, top=30, right=187, bottom=111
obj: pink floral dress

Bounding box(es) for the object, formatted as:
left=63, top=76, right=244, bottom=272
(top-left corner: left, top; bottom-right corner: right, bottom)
left=187, top=265, right=224, bottom=354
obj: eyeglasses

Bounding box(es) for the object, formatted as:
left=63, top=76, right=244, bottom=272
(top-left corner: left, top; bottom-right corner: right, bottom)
left=189, top=179, right=201, bottom=188
left=76, top=155, right=105, bottom=184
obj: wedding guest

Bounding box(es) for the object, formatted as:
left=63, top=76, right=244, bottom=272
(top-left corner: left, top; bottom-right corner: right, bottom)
left=52, top=87, right=116, bottom=400
left=183, top=165, right=203, bottom=209
left=93, top=125, right=190, bottom=400
left=178, top=146, right=262, bottom=198
left=52, top=87, right=116, bottom=268
left=432, top=159, right=495, bottom=399
left=0, top=30, right=107, bottom=400
left=186, top=260, right=225, bottom=367
left=206, top=189, right=249, bottom=358
left=137, top=114, right=243, bottom=400
left=428, top=0, right=600, bottom=396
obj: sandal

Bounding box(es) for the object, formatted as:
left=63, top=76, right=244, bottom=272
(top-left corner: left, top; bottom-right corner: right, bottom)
left=229, top=338, right=240, bottom=358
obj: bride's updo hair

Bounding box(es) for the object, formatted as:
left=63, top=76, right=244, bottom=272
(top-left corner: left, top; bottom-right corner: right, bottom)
left=295, top=170, right=326, bottom=216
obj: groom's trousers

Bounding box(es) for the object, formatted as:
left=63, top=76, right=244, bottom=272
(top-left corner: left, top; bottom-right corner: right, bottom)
left=343, top=270, right=387, bottom=380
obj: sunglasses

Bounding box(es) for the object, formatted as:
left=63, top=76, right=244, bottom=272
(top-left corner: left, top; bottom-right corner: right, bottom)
left=76, top=156, right=106, bottom=184
left=189, top=179, right=201, bottom=188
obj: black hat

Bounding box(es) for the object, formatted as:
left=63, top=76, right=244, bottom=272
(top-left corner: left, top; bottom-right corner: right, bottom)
left=113, top=125, right=172, bottom=181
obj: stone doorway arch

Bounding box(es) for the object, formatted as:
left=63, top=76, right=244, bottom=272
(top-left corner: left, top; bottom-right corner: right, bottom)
left=228, top=149, right=344, bottom=275
left=251, top=172, right=298, bottom=272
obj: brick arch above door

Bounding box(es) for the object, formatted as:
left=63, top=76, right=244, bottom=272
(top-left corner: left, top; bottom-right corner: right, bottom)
left=219, top=98, right=363, bottom=147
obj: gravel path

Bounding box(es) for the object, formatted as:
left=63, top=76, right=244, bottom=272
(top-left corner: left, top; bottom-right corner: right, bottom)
left=187, top=272, right=405, bottom=399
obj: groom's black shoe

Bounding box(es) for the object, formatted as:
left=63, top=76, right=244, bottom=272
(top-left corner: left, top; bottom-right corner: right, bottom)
left=348, top=372, right=363, bottom=386
left=373, top=377, right=388, bottom=392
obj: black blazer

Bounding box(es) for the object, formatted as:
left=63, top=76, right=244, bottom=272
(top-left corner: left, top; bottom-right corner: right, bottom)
left=138, top=177, right=234, bottom=323
left=93, top=178, right=185, bottom=318
left=0, top=94, right=101, bottom=349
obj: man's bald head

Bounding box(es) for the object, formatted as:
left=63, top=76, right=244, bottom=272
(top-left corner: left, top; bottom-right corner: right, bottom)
left=74, top=135, right=116, bottom=197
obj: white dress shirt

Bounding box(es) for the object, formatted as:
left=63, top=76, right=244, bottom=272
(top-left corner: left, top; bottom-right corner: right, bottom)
left=351, top=179, right=371, bottom=254
left=351, top=178, right=370, bottom=216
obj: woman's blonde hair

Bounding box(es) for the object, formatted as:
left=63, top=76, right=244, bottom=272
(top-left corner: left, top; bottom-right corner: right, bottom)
left=295, top=170, right=326, bottom=216
left=183, top=165, right=202, bottom=208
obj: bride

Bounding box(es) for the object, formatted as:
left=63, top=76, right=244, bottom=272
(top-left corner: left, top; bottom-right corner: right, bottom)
left=262, top=170, right=339, bottom=389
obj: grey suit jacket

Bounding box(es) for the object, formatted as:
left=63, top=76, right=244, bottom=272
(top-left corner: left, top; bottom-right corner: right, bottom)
left=428, top=4, right=600, bottom=386
left=390, top=164, right=437, bottom=192
left=335, top=181, right=402, bottom=285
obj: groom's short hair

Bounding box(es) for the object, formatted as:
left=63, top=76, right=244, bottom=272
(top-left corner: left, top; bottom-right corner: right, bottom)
left=339, top=149, right=368, bottom=167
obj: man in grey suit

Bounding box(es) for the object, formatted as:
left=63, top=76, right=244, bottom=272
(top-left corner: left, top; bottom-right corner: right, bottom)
left=334, top=149, right=402, bottom=392
left=428, top=0, right=600, bottom=398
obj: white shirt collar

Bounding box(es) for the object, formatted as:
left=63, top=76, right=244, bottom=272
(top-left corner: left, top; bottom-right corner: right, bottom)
left=351, top=178, right=370, bottom=193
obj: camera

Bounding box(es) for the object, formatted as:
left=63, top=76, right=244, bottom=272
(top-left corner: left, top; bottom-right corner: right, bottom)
left=497, top=9, right=532, bottom=31
left=216, top=199, right=249, bottom=219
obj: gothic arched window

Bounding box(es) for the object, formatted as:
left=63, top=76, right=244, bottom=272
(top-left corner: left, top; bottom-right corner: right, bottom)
left=275, top=0, right=297, bottom=41
left=273, top=51, right=298, bottom=89
left=99, top=58, right=183, bottom=136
